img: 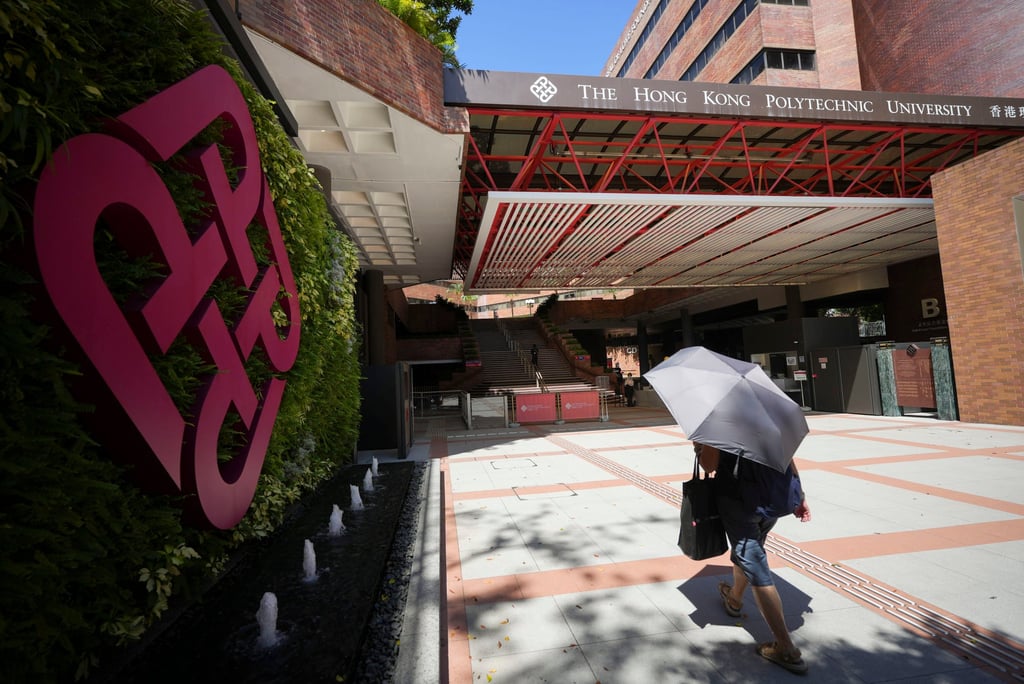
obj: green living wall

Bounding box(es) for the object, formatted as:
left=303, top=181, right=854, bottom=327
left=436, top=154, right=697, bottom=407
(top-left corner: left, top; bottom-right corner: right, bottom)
left=0, top=1, right=362, bottom=680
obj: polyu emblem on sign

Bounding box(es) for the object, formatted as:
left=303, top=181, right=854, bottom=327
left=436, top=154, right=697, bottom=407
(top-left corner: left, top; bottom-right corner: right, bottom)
left=33, top=65, right=300, bottom=530
left=530, top=76, right=558, bottom=103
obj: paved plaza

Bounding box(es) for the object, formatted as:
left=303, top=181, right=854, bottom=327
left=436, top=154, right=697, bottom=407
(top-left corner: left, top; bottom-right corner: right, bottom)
left=378, top=406, right=1024, bottom=683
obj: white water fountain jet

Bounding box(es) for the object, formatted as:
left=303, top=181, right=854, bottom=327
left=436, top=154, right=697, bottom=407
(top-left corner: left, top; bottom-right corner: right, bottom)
left=371, top=456, right=379, bottom=477
left=302, top=539, right=317, bottom=582
left=256, top=592, right=279, bottom=648
left=328, top=504, right=345, bottom=536
left=350, top=484, right=364, bottom=510
left=362, top=468, right=374, bottom=493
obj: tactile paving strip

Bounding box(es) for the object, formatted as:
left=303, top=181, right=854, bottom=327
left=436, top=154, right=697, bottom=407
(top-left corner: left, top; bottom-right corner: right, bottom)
left=543, top=431, right=1024, bottom=682
left=768, top=537, right=1024, bottom=682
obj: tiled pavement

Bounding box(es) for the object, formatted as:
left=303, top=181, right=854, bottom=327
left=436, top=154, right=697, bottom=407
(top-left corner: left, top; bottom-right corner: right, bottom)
left=383, top=407, right=1024, bottom=683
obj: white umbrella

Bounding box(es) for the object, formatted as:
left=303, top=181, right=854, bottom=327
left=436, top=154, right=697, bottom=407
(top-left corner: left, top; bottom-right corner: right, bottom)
left=645, top=346, right=808, bottom=472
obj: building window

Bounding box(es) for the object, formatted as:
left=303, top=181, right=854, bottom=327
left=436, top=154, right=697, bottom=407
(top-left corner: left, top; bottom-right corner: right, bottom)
left=732, top=49, right=816, bottom=84
left=762, top=0, right=809, bottom=5
left=667, top=0, right=760, bottom=82
left=613, top=0, right=672, bottom=77
left=642, top=0, right=714, bottom=79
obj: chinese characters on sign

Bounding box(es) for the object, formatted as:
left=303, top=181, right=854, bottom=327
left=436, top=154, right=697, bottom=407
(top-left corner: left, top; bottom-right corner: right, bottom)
left=893, top=348, right=936, bottom=409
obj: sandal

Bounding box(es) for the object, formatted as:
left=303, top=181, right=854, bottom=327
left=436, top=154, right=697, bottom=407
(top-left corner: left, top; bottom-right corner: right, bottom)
left=757, top=642, right=808, bottom=675
left=718, top=581, right=742, bottom=618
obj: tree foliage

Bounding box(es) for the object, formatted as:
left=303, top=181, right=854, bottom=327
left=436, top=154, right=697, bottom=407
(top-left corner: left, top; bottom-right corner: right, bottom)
left=376, top=0, right=473, bottom=67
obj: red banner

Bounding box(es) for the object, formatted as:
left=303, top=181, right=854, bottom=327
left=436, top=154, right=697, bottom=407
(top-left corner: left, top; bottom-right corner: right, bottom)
left=515, top=393, right=557, bottom=423
left=560, top=391, right=600, bottom=421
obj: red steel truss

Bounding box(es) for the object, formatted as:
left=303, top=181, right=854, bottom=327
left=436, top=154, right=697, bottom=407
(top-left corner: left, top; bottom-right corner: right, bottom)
left=454, top=108, right=1024, bottom=277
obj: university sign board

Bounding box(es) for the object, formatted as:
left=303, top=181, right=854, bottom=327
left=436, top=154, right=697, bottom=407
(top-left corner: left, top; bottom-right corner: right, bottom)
left=32, top=65, right=300, bottom=530
left=444, top=69, right=1024, bottom=129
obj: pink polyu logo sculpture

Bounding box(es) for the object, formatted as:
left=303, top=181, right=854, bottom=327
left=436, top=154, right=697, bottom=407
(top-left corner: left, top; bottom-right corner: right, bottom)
left=32, top=65, right=301, bottom=529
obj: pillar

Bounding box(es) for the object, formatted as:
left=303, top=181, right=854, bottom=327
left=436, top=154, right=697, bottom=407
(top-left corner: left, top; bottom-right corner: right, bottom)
left=364, top=269, right=387, bottom=366
left=875, top=341, right=900, bottom=416
left=930, top=337, right=958, bottom=421
left=680, top=308, right=695, bottom=348
left=786, top=285, right=803, bottom=320
left=637, top=321, right=649, bottom=375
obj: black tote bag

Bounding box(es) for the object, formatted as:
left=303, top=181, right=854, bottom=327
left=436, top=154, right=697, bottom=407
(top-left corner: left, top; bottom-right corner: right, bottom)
left=678, top=456, right=729, bottom=560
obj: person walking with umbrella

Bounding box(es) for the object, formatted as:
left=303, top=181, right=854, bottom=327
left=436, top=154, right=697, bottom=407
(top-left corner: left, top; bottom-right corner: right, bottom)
left=696, top=441, right=811, bottom=674
left=646, top=346, right=813, bottom=675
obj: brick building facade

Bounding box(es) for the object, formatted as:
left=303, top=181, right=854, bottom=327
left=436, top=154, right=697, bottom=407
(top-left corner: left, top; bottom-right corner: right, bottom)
left=853, top=0, right=1024, bottom=98
left=932, top=139, right=1024, bottom=424
left=604, top=0, right=1024, bottom=424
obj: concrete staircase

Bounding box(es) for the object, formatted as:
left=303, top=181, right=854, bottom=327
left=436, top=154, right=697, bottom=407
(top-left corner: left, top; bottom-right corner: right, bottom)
left=467, top=318, right=613, bottom=400
left=470, top=319, right=535, bottom=392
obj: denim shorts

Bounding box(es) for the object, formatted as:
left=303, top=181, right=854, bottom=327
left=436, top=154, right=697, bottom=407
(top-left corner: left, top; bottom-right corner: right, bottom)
left=716, top=493, right=777, bottom=587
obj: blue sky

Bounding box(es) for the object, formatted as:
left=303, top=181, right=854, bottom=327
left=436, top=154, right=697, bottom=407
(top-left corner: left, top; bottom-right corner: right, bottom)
left=454, top=2, right=639, bottom=76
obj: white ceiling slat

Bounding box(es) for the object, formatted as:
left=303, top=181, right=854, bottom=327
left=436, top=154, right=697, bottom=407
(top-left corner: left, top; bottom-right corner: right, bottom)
left=712, top=248, right=780, bottom=265
left=502, top=201, right=586, bottom=287
left=857, top=232, right=934, bottom=251
left=467, top=192, right=936, bottom=292
left=542, top=204, right=632, bottom=264
left=784, top=206, right=891, bottom=233
left=598, top=205, right=748, bottom=275
left=535, top=203, right=673, bottom=285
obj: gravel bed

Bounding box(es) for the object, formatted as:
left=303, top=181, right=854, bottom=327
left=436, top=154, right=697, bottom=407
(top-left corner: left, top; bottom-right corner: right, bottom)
left=353, top=460, right=429, bottom=683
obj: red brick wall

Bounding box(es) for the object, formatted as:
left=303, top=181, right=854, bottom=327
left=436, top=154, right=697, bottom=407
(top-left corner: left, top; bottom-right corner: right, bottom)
left=810, top=0, right=861, bottom=89
left=239, top=0, right=467, bottom=132
left=853, top=0, right=1024, bottom=97
left=618, top=0, right=692, bottom=79
left=616, top=1, right=860, bottom=88
left=931, top=138, right=1024, bottom=425
left=696, top=8, right=794, bottom=84
left=606, top=0, right=665, bottom=78
left=403, top=304, right=458, bottom=334
left=636, top=0, right=742, bottom=79
left=545, top=288, right=698, bottom=326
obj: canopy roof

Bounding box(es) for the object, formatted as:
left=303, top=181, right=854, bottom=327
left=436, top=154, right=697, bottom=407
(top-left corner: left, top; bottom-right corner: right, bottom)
left=446, top=70, right=1024, bottom=293
left=246, top=43, right=1024, bottom=294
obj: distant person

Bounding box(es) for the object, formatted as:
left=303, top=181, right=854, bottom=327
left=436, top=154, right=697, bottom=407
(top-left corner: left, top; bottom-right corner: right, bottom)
left=530, top=344, right=539, bottom=367
left=624, top=373, right=636, bottom=406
